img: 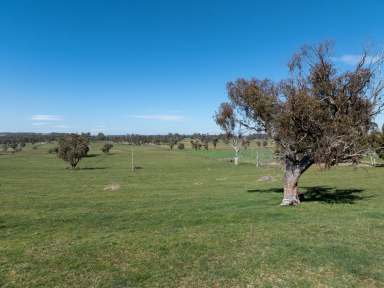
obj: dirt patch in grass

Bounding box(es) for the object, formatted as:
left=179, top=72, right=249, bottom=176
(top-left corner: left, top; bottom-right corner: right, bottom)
left=258, top=175, right=275, bottom=182
left=103, top=183, right=121, bottom=191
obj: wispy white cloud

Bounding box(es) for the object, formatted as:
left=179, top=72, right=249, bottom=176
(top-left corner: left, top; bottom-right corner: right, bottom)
left=332, top=54, right=379, bottom=66
left=129, top=114, right=185, bottom=121
left=31, top=114, right=63, bottom=121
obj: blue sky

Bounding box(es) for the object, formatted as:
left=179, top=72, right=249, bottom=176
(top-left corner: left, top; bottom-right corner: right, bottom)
left=1, top=0, right=383, bottom=134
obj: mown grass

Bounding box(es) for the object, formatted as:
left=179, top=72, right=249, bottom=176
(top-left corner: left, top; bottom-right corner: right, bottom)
left=0, top=143, right=383, bottom=287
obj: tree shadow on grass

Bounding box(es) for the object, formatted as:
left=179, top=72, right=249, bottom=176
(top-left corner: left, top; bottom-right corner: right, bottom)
left=79, top=167, right=108, bottom=170
left=301, top=186, right=368, bottom=204
left=247, top=186, right=370, bottom=204
left=247, top=188, right=283, bottom=193
left=85, top=153, right=100, bottom=158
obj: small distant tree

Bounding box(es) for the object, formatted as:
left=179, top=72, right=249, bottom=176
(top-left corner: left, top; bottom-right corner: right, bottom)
left=368, top=127, right=384, bottom=160
left=101, top=143, right=113, bottom=154
left=190, top=140, right=200, bottom=150
left=9, top=143, right=18, bottom=151
left=58, top=134, right=89, bottom=169
left=177, top=143, right=185, bottom=150
left=169, top=139, right=177, bottom=150
left=212, top=138, right=219, bottom=149
left=48, top=147, right=59, bottom=154
left=215, top=103, right=243, bottom=165
left=241, top=138, right=250, bottom=150
left=202, top=140, right=209, bottom=150
left=262, top=140, right=268, bottom=147
left=97, top=132, right=106, bottom=141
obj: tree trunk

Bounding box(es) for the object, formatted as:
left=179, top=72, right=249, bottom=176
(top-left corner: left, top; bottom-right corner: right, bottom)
left=234, top=148, right=239, bottom=165
left=280, top=157, right=313, bottom=206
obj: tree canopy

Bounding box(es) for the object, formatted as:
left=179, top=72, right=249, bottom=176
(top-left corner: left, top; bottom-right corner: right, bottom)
left=58, top=134, right=90, bottom=169
left=216, top=42, right=384, bottom=205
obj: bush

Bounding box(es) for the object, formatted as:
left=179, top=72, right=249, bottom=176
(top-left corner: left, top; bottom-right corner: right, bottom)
left=48, top=147, right=59, bottom=154
left=58, top=134, right=89, bottom=169
left=101, top=143, right=113, bottom=154
left=169, top=139, right=177, bottom=150
left=177, top=143, right=185, bottom=150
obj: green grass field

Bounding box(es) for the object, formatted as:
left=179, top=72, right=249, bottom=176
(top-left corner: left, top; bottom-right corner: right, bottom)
left=1, top=143, right=384, bottom=287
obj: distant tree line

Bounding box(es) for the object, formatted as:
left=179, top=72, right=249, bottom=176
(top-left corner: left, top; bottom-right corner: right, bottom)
left=0, top=132, right=269, bottom=149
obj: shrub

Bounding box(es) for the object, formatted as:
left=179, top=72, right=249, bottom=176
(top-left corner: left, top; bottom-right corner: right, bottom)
left=212, top=138, right=219, bottom=149
left=177, top=143, right=185, bottom=150
left=102, top=143, right=113, bottom=153
left=58, top=134, right=89, bottom=169
left=48, top=147, right=59, bottom=154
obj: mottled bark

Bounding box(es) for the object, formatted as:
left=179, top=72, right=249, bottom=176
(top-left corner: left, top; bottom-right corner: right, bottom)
left=281, top=156, right=313, bottom=206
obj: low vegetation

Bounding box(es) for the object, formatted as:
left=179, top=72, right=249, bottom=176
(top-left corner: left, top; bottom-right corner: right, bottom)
left=101, top=143, right=114, bottom=154
left=57, top=134, right=90, bottom=169
left=0, top=142, right=383, bottom=287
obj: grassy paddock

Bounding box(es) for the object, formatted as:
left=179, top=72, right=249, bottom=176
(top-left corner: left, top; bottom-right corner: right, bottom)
left=0, top=143, right=383, bottom=287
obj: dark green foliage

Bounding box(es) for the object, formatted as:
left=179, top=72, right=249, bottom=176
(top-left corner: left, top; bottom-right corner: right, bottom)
left=101, top=143, right=114, bottom=154
left=262, top=140, right=268, bottom=147
left=48, top=147, right=59, bottom=154
left=202, top=140, right=209, bottom=150
left=368, top=130, right=384, bottom=159
left=212, top=138, right=219, bottom=149
left=177, top=143, right=185, bottom=150
left=190, top=140, right=202, bottom=150
left=57, top=134, right=89, bottom=168
left=168, top=139, right=177, bottom=150
left=96, top=132, right=106, bottom=141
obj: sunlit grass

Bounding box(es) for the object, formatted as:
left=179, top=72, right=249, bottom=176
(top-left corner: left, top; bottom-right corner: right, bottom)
left=0, top=143, right=383, bottom=287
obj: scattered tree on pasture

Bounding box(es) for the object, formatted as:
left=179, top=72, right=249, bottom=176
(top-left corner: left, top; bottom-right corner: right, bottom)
left=101, top=143, right=114, bottom=154
left=215, top=42, right=384, bottom=205
left=215, top=103, right=243, bottom=165
left=190, top=139, right=202, bottom=150
left=9, top=143, right=18, bottom=151
left=168, top=138, right=178, bottom=150
left=241, top=138, right=250, bottom=149
left=48, top=147, right=59, bottom=154
left=58, top=134, right=90, bottom=169
left=367, top=127, right=384, bottom=160
left=96, top=132, right=106, bottom=141
left=262, top=140, right=268, bottom=147
left=212, top=138, right=219, bottom=149
left=202, top=139, right=209, bottom=150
